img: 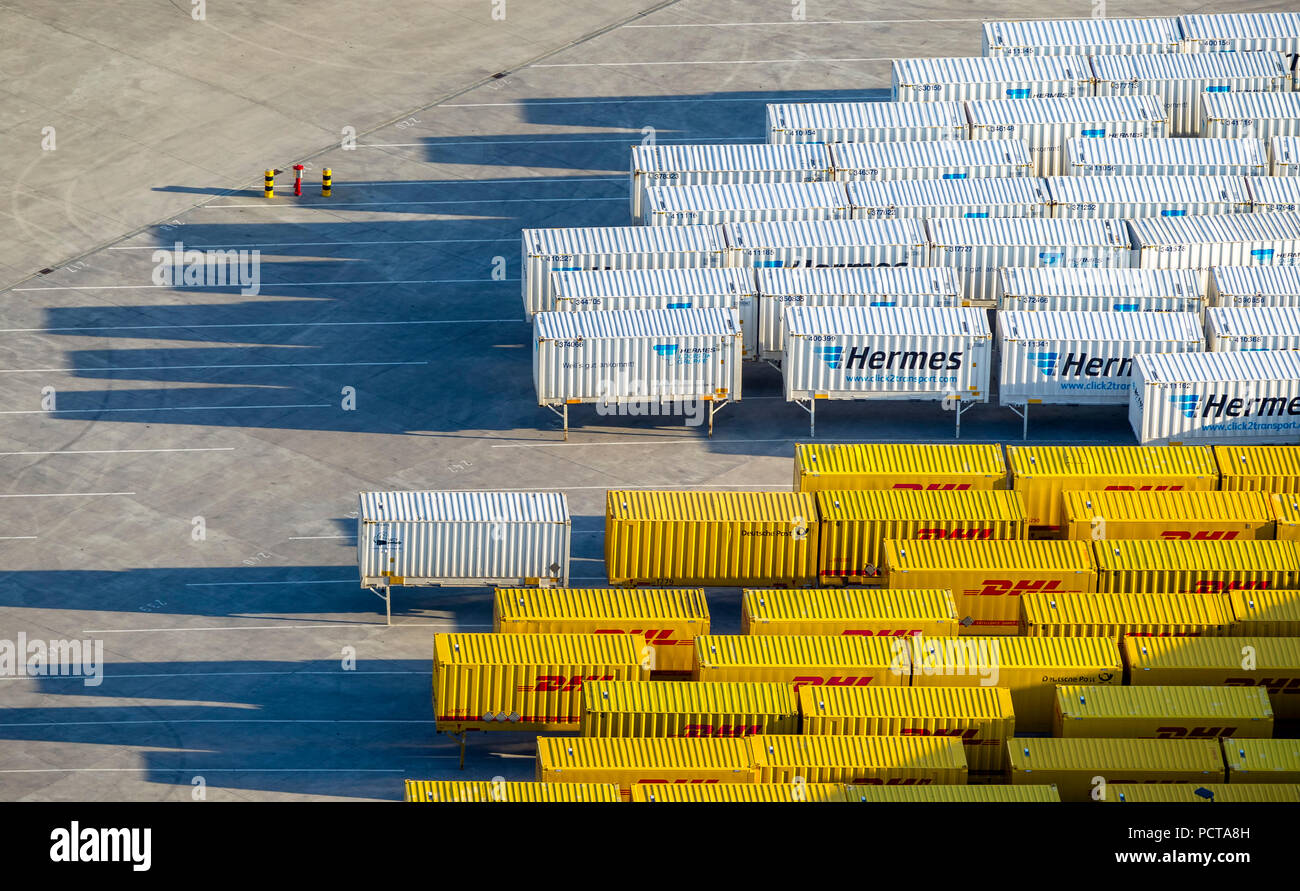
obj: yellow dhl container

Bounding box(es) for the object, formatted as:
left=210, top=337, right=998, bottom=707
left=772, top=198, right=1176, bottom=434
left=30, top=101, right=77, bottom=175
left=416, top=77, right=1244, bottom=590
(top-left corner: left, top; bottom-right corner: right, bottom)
left=1005, top=445, right=1218, bottom=533
left=844, top=784, right=1061, bottom=802
left=1019, top=591, right=1237, bottom=640
left=1053, top=684, right=1274, bottom=740
left=1061, top=489, right=1276, bottom=542
left=797, top=685, right=1015, bottom=773
left=741, top=588, right=959, bottom=637
left=693, top=634, right=906, bottom=689
left=883, top=539, right=1096, bottom=635
left=432, top=633, right=649, bottom=733
left=749, top=735, right=968, bottom=786
left=493, top=587, right=709, bottom=675
left=1007, top=738, right=1225, bottom=802
left=1092, top=539, right=1300, bottom=594
left=908, top=636, right=1122, bottom=734
left=579, top=680, right=800, bottom=738
left=1214, top=445, right=1300, bottom=493
left=534, top=737, right=756, bottom=800
left=1229, top=590, right=1300, bottom=636
left=605, top=490, right=819, bottom=587
left=1223, top=738, right=1300, bottom=784
left=1273, top=493, right=1300, bottom=541
left=793, top=442, right=1007, bottom=493
left=630, top=782, right=847, bottom=802
left=1122, top=636, right=1300, bottom=720
left=1105, top=783, right=1300, bottom=802
left=816, top=489, right=1027, bottom=585
left=403, top=780, right=621, bottom=802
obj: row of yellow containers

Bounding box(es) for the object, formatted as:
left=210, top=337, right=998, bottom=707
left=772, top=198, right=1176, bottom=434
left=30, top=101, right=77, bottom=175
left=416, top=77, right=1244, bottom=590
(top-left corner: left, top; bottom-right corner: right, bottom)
left=1058, top=489, right=1299, bottom=542
left=404, top=779, right=1300, bottom=803
left=792, top=443, right=1300, bottom=532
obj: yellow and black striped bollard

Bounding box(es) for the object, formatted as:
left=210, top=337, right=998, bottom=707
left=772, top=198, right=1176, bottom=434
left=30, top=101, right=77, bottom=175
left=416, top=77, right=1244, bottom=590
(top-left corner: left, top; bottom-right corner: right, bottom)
left=264, top=169, right=274, bottom=199
left=322, top=168, right=332, bottom=197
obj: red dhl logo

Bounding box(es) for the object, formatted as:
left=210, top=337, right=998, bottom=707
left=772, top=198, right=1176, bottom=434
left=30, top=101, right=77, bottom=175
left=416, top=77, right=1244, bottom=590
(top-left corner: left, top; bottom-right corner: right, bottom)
left=594, top=629, right=687, bottom=645
left=637, top=779, right=719, bottom=786
left=678, top=724, right=762, bottom=738
left=1125, top=632, right=1203, bottom=637
left=893, top=483, right=971, bottom=491
left=1104, top=485, right=1185, bottom=492
left=1155, top=726, right=1238, bottom=739
left=792, top=675, right=874, bottom=690
left=1225, top=677, right=1300, bottom=695
left=841, top=629, right=924, bottom=637
left=916, top=528, right=994, bottom=540
left=1193, top=580, right=1269, bottom=593
left=900, top=728, right=981, bottom=742
left=973, top=579, right=1062, bottom=597
left=517, top=674, right=613, bottom=693
left=1160, top=531, right=1239, bottom=541
left=849, top=778, right=935, bottom=786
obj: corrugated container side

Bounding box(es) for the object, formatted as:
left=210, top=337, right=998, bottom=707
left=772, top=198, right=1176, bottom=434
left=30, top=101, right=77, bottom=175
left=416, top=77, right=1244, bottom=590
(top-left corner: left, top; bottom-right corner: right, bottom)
left=1206, top=306, right=1300, bottom=351
left=1092, top=538, right=1300, bottom=594
left=1229, top=588, right=1300, bottom=636
left=693, top=634, right=907, bottom=688
left=766, top=101, right=968, bottom=144
left=982, top=17, right=1182, bottom=56
left=1008, top=737, right=1226, bottom=801
left=1060, top=489, right=1276, bottom=541
left=844, top=784, right=1062, bottom=801
left=1123, top=636, right=1300, bottom=720
left=846, top=176, right=1053, bottom=219
left=1272, top=492, right=1300, bottom=541
left=1047, top=174, right=1252, bottom=219
left=793, top=442, right=1008, bottom=492
left=891, top=55, right=1093, bottom=103
left=1222, top=738, right=1300, bottom=783
left=1213, top=444, right=1300, bottom=491
left=1105, top=783, right=1300, bottom=802
left=830, top=139, right=1033, bottom=182
left=404, top=780, right=622, bottom=803
left=1065, top=136, right=1268, bottom=177
left=1271, top=136, right=1300, bottom=176
left=741, top=587, right=960, bottom=637
left=724, top=218, right=929, bottom=272
left=1128, top=212, right=1300, bottom=276
left=579, top=680, right=800, bottom=738
left=535, top=736, right=758, bottom=799
left=749, top=734, right=968, bottom=785
left=1208, top=266, right=1300, bottom=309
left=1019, top=591, right=1238, bottom=640
left=1053, top=684, right=1274, bottom=739
left=643, top=181, right=852, bottom=227
left=1200, top=91, right=1300, bottom=140
left=995, top=266, right=1206, bottom=314
left=630, top=782, right=847, bottom=802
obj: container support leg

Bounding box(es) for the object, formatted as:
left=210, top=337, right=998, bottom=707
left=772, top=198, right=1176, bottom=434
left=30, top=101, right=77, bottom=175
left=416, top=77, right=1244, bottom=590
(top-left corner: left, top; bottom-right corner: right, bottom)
left=793, top=399, right=815, bottom=438
left=385, top=586, right=391, bottom=625
left=455, top=732, right=468, bottom=770
left=1005, top=403, right=1029, bottom=441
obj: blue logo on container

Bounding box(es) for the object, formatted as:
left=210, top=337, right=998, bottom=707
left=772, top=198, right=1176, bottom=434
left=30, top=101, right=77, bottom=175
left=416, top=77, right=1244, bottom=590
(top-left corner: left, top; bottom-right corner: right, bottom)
left=1205, top=85, right=1231, bottom=92
left=1251, top=248, right=1276, bottom=263
left=1080, top=128, right=1106, bottom=138
left=1170, top=393, right=1200, bottom=418
left=1028, top=352, right=1059, bottom=376
left=754, top=260, right=784, bottom=268
left=665, top=302, right=692, bottom=309
left=1160, top=209, right=1187, bottom=217
left=1038, top=251, right=1065, bottom=266
left=869, top=300, right=898, bottom=307
left=815, top=345, right=844, bottom=369
left=1113, top=304, right=1140, bottom=312
left=941, top=173, right=968, bottom=180
left=653, top=344, right=679, bottom=358
left=1005, top=88, right=1031, bottom=99
left=964, top=212, right=990, bottom=218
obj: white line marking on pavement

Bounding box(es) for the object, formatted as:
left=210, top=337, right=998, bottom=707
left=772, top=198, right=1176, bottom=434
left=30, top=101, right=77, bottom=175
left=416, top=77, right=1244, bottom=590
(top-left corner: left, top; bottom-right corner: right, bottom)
left=534, top=57, right=891, bottom=67
left=13, top=279, right=517, bottom=291
left=0, top=767, right=445, bottom=773
left=203, top=197, right=622, bottom=208
left=0, top=536, right=38, bottom=540
left=0, top=361, right=428, bottom=373
left=361, top=135, right=761, bottom=146
left=625, top=17, right=1008, bottom=26
left=288, top=535, right=354, bottom=540
left=0, top=671, right=430, bottom=681
left=84, top=623, right=492, bottom=633
left=0, top=719, right=440, bottom=727
left=0, top=404, right=330, bottom=415
left=440, top=94, right=853, bottom=108
left=0, top=447, right=235, bottom=456
left=491, top=438, right=890, bottom=449
left=2, top=319, right=520, bottom=333
left=0, top=491, right=134, bottom=498
left=109, top=237, right=517, bottom=250
left=185, top=579, right=354, bottom=587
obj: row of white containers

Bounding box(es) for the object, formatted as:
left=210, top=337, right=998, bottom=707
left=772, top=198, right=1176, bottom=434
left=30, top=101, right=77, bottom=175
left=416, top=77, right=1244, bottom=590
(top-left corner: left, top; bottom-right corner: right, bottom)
left=979, top=13, right=1299, bottom=58
left=522, top=213, right=1300, bottom=314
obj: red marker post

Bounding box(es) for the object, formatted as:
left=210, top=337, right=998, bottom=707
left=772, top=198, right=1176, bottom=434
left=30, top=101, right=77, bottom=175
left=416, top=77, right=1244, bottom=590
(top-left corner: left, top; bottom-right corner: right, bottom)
left=293, top=164, right=305, bottom=197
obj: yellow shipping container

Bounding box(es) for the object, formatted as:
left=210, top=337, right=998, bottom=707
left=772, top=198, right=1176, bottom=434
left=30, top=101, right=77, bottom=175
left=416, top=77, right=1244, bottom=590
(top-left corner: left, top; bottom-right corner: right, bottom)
left=579, top=680, right=800, bottom=738
left=883, top=539, right=1096, bottom=635
left=432, top=633, right=649, bottom=735
left=798, top=685, right=1015, bottom=772
left=1005, top=445, right=1218, bottom=534
left=749, top=734, right=968, bottom=786
left=1105, top=783, right=1300, bottom=802
left=1061, top=489, right=1275, bottom=542
left=403, top=780, right=621, bottom=802
left=1123, top=637, right=1300, bottom=721
left=1020, top=591, right=1237, bottom=640
left=535, top=737, right=756, bottom=800
left=1223, top=738, right=1300, bottom=784
left=605, top=490, right=819, bottom=587
left=1214, top=445, right=1300, bottom=493
left=816, top=489, right=1027, bottom=586
left=1273, top=493, right=1300, bottom=541
left=1053, top=685, right=1274, bottom=739
left=693, top=634, right=907, bottom=689
left=844, top=784, right=1061, bottom=802
left=1093, top=539, right=1300, bottom=594
left=1007, top=738, right=1225, bottom=802
left=741, top=588, right=959, bottom=637
left=909, top=636, right=1122, bottom=734
left=630, top=783, right=847, bottom=802
left=793, top=442, right=1007, bottom=493
left=494, top=587, right=709, bottom=675
left=1229, top=590, right=1300, bottom=637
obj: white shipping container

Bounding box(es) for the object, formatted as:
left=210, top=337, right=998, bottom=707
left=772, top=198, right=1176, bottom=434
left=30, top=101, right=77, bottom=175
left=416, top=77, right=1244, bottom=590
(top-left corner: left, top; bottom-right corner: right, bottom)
left=783, top=305, right=992, bottom=436
left=966, top=95, right=1168, bottom=177
left=521, top=225, right=726, bottom=317
left=643, top=181, right=851, bottom=226
left=629, top=143, right=833, bottom=222
left=1200, top=92, right=1300, bottom=141
left=1208, top=265, right=1300, bottom=308
left=1248, top=176, right=1300, bottom=214
left=1206, top=306, right=1300, bottom=351
left=830, top=139, right=1033, bottom=181
left=1271, top=136, right=1300, bottom=176
left=927, top=217, right=1132, bottom=307
left=891, top=55, right=1092, bottom=103
left=766, top=101, right=967, bottom=144
left=998, top=310, right=1205, bottom=409
left=1065, top=136, right=1268, bottom=177
left=756, top=266, right=965, bottom=360
left=357, top=491, right=571, bottom=598
left=981, top=17, right=1182, bottom=56
left=1090, top=51, right=1289, bottom=137
left=995, top=267, right=1205, bottom=314
left=1128, top=212, right=1300, bottom=276
left=1047, top=175, right=1251, bottom=219
left=1129, top=350, right=1300, bottom=445
left=723, top=218, right=928, bottom=271
left=847, top=176, right=1052, bottom=220
left=550, top=267, right=759, bottom=360
left=1179, top=13, right=1300, bottom=64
